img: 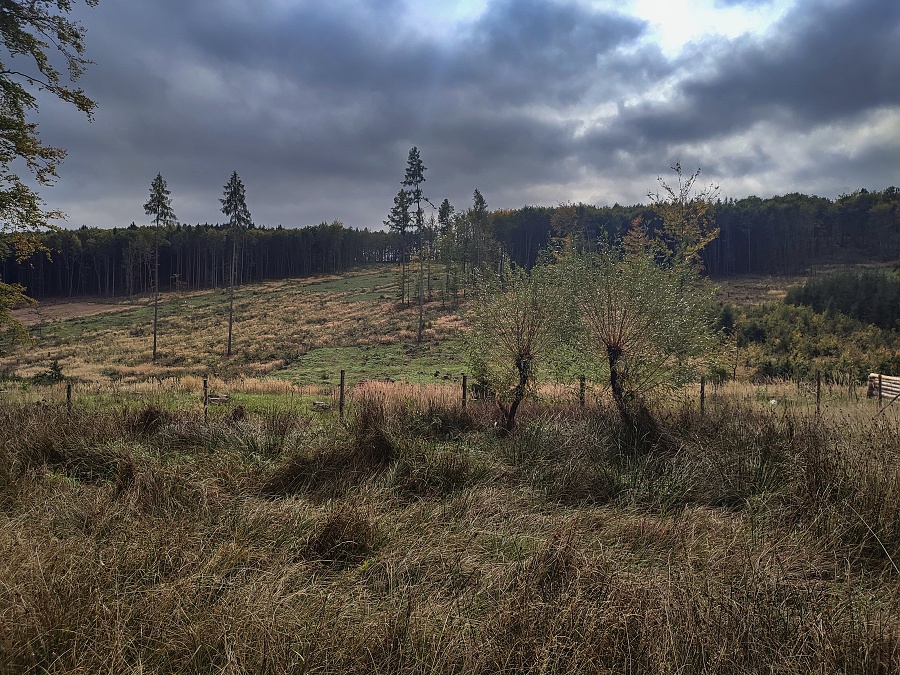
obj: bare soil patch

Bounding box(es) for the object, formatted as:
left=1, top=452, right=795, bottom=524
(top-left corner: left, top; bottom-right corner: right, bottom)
left=12, top=300, right=139, bottom=326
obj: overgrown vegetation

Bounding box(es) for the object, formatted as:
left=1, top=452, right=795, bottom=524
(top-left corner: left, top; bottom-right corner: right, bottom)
left=1, top=390, right=898, bottom=673
left=786, top=268, right=900, bottom=331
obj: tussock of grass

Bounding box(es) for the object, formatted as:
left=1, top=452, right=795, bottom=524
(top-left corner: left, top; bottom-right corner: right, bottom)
left=2, top=393, right=899, bottom=673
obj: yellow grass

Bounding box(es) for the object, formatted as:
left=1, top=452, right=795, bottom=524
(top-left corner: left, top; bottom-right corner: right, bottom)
left=1, top=268, right=464, bottom=385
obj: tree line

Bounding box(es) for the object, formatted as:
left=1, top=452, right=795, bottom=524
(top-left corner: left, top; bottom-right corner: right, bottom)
left=3, top=186, right=899, bottom=301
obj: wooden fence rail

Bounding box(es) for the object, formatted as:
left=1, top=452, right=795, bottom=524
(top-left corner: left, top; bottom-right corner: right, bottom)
left=867, top=373, right=900, bottom=401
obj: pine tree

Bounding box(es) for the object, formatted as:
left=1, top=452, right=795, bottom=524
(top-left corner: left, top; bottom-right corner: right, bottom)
left=437, top=199, right=455, bottom=306
left=220, top=172, right=252, bottom=357
left=385, top=187, right=412, bottom=304
left=402, top=147, right=427, bottom=343
left=143, top=173, right=177, bottom=362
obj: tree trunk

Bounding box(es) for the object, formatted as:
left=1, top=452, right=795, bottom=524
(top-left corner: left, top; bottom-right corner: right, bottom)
left=417, top=246, right=425, bottom=343
left=607, top=344, right=627, bottom=420
left=152, top=219, right=159, bottom=361
left=227, top=230, right=237, bottom=357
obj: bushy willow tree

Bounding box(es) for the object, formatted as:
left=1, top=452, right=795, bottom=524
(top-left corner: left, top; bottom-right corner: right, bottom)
left=559, top=247, right=715, bottom=422
left=468, top=163, right=719, bottom=430
left=467, top=265, right=556, bottom=433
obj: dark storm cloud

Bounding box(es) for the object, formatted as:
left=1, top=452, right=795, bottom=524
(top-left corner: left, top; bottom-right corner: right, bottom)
left=33, top=0, right=900, bottom=229
left=580, top=0, right=900, bottom=191
left=44, top=0, right=654, bottom=227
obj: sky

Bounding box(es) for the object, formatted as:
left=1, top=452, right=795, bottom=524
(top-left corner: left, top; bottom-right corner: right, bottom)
left=29, top=0, right=900, bottom=230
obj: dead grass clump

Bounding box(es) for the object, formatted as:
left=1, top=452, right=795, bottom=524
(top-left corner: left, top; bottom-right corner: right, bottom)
left=346, top=394, right=399, bottom=465
left=388, top=447, right=490, bottom=499
left=127, top=404, right=177, bottom=437
left=0, top=403, right=130, bottom=483
left=259, top=427, right=389, bottom=499
left=301, top=506, right=377, bottom=568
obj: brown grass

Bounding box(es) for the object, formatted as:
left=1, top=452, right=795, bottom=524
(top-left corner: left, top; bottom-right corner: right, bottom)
left=1, top=267, right=463, bottom=385
left=1, top=390, right=899, bottom=673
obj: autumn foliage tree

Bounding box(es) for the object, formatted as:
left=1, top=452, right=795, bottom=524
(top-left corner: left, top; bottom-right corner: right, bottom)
left=0, top=0, right=98, bottom=342
left=647, top=163, right=719, bottom=266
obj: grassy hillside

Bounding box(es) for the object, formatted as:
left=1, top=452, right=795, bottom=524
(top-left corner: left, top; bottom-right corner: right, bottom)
left=2, top=266, right=468, bottom=388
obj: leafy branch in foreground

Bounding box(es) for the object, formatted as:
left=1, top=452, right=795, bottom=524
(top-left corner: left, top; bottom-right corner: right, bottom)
left=0, top=0, right=98, bottom=240
left=0, top=0, right=99, bottom=341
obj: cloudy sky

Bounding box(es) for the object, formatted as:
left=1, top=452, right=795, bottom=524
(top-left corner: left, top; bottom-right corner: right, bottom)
left=33, top=0, right=900, bottom=230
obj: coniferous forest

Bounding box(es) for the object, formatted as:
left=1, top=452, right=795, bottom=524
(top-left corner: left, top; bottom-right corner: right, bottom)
left=2, top=187, right=898, bottom=300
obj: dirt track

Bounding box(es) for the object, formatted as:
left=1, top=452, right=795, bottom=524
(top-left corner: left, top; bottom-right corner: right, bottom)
left=12, top=301, right=139, bottom=326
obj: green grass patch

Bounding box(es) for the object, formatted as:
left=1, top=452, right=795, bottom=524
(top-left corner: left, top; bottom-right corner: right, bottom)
left=274, top=342, right=468, bottom=386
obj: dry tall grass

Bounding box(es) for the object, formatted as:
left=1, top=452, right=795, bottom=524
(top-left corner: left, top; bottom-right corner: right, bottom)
left=1, top=389, right=898, bottom=673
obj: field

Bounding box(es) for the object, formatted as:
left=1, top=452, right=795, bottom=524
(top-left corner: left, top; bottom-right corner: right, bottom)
left=4, top=267, right=467, bottom=388
left=2, top=266, right=899, bottom=673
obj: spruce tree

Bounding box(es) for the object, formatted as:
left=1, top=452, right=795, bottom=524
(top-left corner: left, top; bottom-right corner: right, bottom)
left=385, top=187, right=412, bottom=304
left=402, top=147, right=427, bottom=343
left=143, top=173, right=177, bottom=362
left=220, top=172, right=252, bottom=357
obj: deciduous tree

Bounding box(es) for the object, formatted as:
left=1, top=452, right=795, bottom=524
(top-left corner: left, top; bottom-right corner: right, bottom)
left=561, top=247, right=715, bottom=423
left=0, top=0, right=98, bottom=340
left=467, top=265, right=555, bottom=433
left=647, top=163, right=719, bottom=266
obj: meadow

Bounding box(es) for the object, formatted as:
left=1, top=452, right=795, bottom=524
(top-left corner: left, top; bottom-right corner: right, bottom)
left=1, top=266, right=899, bottom=673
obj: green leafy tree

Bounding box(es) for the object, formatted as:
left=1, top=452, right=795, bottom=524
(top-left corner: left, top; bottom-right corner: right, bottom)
left=0, top=0, right=98, bottom=341
left=467, top=265, right=556, bottom=433
left=561, top=247, right=715, bottom=422
left=143, top=173, right=177, bottom=362
left=220, top=171, right=252, bottom=357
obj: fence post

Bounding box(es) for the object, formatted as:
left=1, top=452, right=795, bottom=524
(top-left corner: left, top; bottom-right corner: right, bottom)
left=579, top=375, right=586, bottom=407
left=66, top=382, right=72, bottom=413
left=339, top=369, right=346, bottom=422
left=203, top=377, right=208, bottom=423
left=879, top=373, right=883, bottom=405
left=700, top=376, right=706, bottom=417
left=816, top=370, right=821, bottom=415
left=461, top=374, right=467, bottom=410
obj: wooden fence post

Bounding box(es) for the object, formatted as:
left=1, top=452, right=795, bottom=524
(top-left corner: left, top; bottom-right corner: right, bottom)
left=66, top=382, right=72, bottom=413
left=700, top=376, right=706, bottom=417
left=461, top=374, right=467, bottom=410
left=203, top=377, right=208, bottom=423
left=339, top=369, right=346, bottom=422
left=879, top=373, right=883, bottom=405
left=816, top=370, right=821, bottom=415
